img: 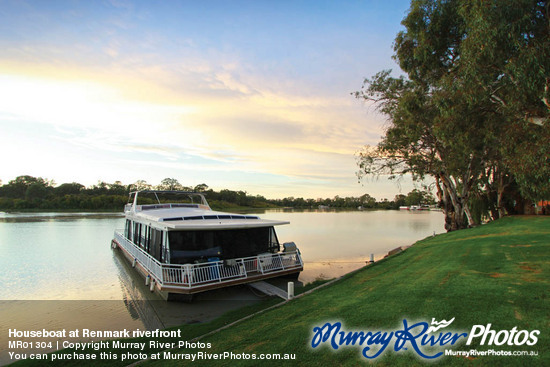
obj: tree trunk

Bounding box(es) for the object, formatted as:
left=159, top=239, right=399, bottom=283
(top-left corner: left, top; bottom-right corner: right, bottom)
left=463, top=203, right=475, bottom=227
left=439, top=173, right=468, bottom=231
left=435, top=177, right=457, bottom=232
left=496, top=173, right=508, bottom=219
left=461, top=174, right=475, bottom=227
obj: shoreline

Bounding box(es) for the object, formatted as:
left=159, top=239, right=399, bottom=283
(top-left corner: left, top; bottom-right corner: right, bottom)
left=2, top=230, right=413, bottom=367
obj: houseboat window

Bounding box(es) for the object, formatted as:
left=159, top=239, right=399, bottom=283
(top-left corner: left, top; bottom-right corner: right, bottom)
left=125, top=220, right=133, bottom=240
left=149, top=228, right=163, bottom=262
left=268, top=227, right=280, bottom=252
left=132, top=222, right=139, bottom=246
left=168, top=227, right=279, bottom=264
left=139, top=224, right=147, bottom=249
left=168, top=231, right=222, bottom=264
left=129, top=223, right=165, bottom=263
left=143, top=226, right=149, bottom=252
left=163, top=234, right=170, bottom=263
left=146, top=226, right=151, bottom=251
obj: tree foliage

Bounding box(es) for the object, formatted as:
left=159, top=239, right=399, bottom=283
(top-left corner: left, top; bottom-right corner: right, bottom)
left=355, top=0, right=550, bottom=231
left=0, top=175, right=435, bottom=211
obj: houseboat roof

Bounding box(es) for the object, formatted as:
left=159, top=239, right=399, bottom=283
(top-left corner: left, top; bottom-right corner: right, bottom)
left=125, top=190, right=289, bottom=230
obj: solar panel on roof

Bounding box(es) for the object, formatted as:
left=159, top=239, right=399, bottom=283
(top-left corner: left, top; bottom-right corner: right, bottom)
left=163, top=217, right=184, bottom=221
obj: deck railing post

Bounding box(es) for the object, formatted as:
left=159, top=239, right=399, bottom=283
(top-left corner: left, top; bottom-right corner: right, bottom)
left=238, top=260, right=247, bottom=277
left=184, top=264, right=193, bottom=287
left=257, top=255, right=264, bottom=274
left=159, top=262, right=164, bottom=284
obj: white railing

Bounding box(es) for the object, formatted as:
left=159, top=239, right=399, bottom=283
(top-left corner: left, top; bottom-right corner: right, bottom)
left=113, top=231, right=303, bottom=290
left=114, top=231, right=164, bottom=283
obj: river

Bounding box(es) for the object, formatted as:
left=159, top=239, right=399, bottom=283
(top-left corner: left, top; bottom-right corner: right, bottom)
left=0, top=209, right=443, bottom=365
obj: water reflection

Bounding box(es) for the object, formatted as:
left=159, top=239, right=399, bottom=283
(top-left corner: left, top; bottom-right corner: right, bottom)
left=0, top=212, right=123, bottom=223
left=262, top=210, right=443, bottom=255
left=113, top=249, right=165, bottom=328
left=258, top=209, right=444, bottom=282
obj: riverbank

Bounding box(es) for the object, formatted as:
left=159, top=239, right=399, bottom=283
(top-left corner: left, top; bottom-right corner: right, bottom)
left=8, top=216, right=549, bottom=366
left=139, top=216, right=548, bottom=366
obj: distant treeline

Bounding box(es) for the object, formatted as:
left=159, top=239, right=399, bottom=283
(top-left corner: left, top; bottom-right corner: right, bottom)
left=0, top=175, right=436, bottom=211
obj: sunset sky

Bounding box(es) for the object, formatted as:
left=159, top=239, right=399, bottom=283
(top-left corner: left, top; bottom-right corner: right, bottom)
left=0, top=0, right=419, bottom=199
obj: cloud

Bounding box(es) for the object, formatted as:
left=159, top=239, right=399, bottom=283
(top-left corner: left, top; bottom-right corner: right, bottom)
left=0, top=58, right=385, bottom=192
left=0, top=12, right=389, bottom=198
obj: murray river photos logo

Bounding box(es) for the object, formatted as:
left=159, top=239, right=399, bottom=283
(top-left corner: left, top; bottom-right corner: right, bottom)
left=310, top=318, right=540, bottom=360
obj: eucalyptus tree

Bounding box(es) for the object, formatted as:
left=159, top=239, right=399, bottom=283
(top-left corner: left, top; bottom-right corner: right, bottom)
left=456, top=0, right=550, bottom=202
left=130, top=180, right=152, bottom=192
left=355, top=70, right=477, bottom=230
left=0, top=176, right=53, bottom=199
left=356, top=0, right=549, bottom=230
left=157, top=178, right=183, bottom=191
left=356, top=0, right=478, bottom=230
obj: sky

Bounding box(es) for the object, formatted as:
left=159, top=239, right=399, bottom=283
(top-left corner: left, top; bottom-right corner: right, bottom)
left=0, top=0, right=420, bottom=200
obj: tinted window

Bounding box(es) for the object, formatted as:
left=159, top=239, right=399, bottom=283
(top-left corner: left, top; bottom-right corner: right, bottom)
left=168, top=227, right=279, bottom=264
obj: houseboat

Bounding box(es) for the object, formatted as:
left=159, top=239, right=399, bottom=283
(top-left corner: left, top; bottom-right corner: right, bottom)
left=111, top=191, right=303, bottom=300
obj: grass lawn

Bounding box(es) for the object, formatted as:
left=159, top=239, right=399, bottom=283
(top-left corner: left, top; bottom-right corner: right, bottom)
left=10, top=216, right=549, bottom=366
left=143, top=216, right=549, bottom=366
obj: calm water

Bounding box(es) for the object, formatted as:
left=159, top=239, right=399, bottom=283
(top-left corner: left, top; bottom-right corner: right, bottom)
left=0, top=209, right=443, bottom=365
left=262, top=209, right=444, bottom=281
left=0, top=210, right=444, bottom=299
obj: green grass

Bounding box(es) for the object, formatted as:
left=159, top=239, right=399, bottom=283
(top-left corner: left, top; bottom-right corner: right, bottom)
left=10, top=216, right=549, bottom=366
left=144, top=216, right=549, bottom=366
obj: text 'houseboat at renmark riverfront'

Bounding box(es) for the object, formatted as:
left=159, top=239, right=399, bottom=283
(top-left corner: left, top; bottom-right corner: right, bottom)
left=111, top=191, right=303, bottom=300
